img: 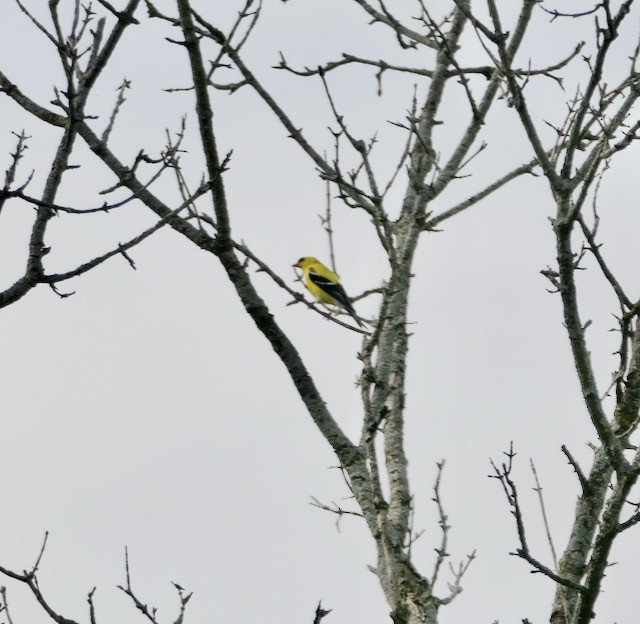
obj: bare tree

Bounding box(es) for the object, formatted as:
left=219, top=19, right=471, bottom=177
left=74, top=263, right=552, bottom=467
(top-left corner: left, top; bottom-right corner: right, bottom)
left=487, top=2, right=640, bottom=623
left=2, top=1, right=640, bottom=623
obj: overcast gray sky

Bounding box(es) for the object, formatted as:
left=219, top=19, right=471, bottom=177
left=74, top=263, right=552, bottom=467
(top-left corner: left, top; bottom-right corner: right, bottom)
left=2, top=2, right=640, bottom=623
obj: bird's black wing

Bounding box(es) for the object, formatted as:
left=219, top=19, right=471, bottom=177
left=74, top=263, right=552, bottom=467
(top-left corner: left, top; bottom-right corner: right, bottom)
left=308, top=271, right=350, bottom=306
left=308, top=271, right=363, bottom=327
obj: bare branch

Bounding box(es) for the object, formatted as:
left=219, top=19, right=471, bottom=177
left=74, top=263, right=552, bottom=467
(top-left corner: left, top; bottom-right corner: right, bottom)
left=435, top=550, right=476, bottom=606
left=43, top=180, right=213, bottom=284
left=310, top=496, right=364, bottom=531
left=0, top=129, right=30, bottom=217
left=484, top=0, right=559, bottom=184
left=87, top=587, right=98, bottom=624
left=351, top=0, right=438, bottom=49
left=102, top=77, right=131, bottom=143
left=561, top=445, right=590, bottom=495
left=539, top=4, right=602, bottom=20
left=430, top=461, right=450, bottom=588
left=577, top=213, right=632, bottom=310
left=560, top=1, right=635, bottom=184
left=490, top=446, right=585, bottom=592
left=427, top=158, right=538, bottom=228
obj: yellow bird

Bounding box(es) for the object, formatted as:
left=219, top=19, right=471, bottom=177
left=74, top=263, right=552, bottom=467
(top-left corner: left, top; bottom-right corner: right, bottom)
left=293, top=256, right=364, bottom=327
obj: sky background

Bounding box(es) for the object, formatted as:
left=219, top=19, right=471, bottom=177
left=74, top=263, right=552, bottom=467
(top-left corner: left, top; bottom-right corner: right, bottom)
left=2, top=1, right=640, bottom=623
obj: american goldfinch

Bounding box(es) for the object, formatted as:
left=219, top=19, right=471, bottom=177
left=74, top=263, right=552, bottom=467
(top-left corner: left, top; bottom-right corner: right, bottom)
left=293, top=256, right=364, bottom=327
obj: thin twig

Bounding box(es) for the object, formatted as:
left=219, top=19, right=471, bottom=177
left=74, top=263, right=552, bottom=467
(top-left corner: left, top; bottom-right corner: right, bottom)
left=530, top=459, right=559, bottom=569
left=323, top=152, right=337, bottom=274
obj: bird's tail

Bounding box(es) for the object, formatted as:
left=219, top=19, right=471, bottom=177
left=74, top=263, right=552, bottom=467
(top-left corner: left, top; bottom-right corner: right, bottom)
left=344, top=300, right=364, bottom=328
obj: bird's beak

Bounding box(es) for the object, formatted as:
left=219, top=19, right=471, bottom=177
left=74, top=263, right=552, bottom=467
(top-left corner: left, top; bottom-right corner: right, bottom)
left=292, top=260, right=301, bottom=268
